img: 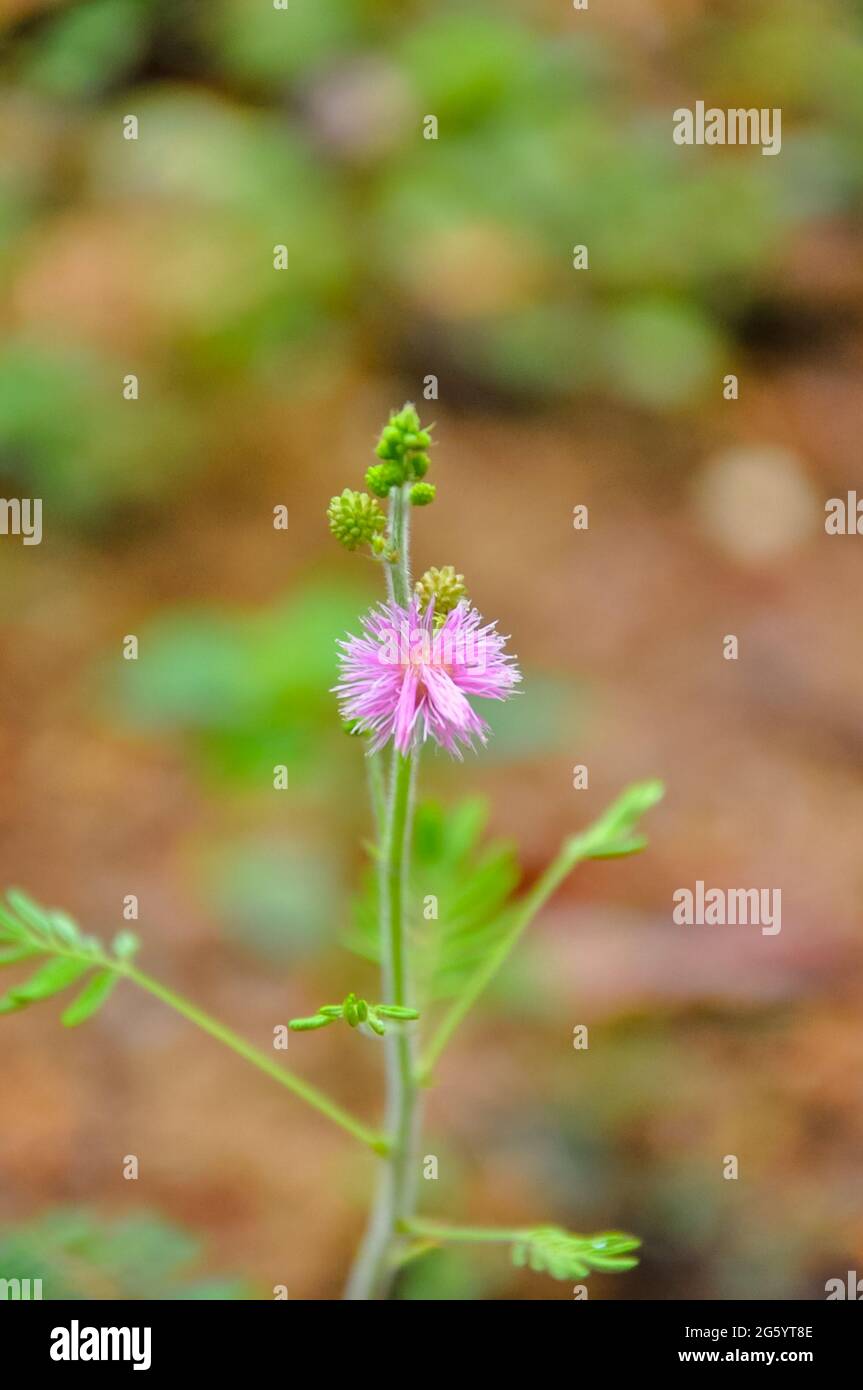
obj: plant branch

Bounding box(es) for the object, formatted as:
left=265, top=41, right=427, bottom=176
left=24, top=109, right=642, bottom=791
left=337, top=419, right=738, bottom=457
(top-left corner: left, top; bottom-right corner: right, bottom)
left=418, top=835, right=588, bottom=1082
left=401, top=1218, right=525, bottom=1245
left=122, top=965, right=388, bottom=1154
left=0, top=891, right=387, bottom=1153
left=418, top=779, right=665, bottom=1083
left=399, top=1218, right=642, bottom=1280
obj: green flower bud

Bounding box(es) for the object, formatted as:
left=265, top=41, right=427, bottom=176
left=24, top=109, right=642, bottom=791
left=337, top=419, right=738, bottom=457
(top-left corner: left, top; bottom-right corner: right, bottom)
left=288, top=1014, right=333, bottom=1031
left=415, top=564, right=467, bottom=616
left=375, top=426, right=402, bottom=460
left=327, top=489, right=386, bottom=550
left=373, top=403, right=433, bottom=485
left=409, top=482, right=436, bottom=507
left=394, top=404, right=420, bottom=432
left=365, top=465, right=390, bottom=497
left=365, top=462, right=405, bottom=497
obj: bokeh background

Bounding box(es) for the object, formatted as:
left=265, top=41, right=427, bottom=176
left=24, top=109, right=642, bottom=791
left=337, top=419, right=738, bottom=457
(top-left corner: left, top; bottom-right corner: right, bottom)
left=1, top=0, right=862, bottom=1300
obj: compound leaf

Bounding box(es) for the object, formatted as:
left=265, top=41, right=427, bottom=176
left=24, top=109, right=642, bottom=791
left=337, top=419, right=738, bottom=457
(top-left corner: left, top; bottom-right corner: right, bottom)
left=347, top=797, right=520, bottom=1003
left=512, top=1227, right=641, bottom=1281
left=62, top=970, right=118, bottom=1027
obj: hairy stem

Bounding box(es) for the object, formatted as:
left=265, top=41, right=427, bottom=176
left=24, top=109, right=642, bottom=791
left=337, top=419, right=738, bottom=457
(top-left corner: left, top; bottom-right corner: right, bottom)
left=123, top=965, right=387, bottom=1153
left=345, top=484, right=419, bottom=1299
left=386, top=484, right=411, bottom=609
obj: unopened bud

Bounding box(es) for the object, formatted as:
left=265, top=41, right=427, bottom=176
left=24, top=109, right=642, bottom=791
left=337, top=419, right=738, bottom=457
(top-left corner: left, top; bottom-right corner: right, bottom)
left=415, top=564, right=467, bottom=616
left=327, top=490, right=386, bottom=550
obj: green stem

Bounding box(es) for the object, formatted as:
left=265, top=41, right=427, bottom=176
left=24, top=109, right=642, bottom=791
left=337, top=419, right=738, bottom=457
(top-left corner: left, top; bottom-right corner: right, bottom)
left=384, top=752, right=415, bottom=1005
left=383, top=751, right=421, bottom=1241
left=345, top=482, right=419, bottom=1300
left=123, top=965, right=387, bottom=1154
left=386, top=485, right=411, bottom=608
left=344, top=748, right=419, bottom=1299
left=419, top=833, right=592, bottom=1083
left=401, top=1218, right=525, bottom=1246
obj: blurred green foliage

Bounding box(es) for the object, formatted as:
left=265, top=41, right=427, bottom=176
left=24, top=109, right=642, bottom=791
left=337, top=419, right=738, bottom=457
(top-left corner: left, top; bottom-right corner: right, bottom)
left=110, top=582, right=373, bottom=959
left=0, top=343, right=197, bottom=520
left=205, top=0, right=365, bottom=85
left=114, top=582, right=374, bottom=784
left=201, top=839, right=344, bottom=962
left=2, top=0, right=862, bottom=523
left=17, top=0, right=149, bottom=98
left=396, top=1246, right=489, bottom=1301
left=0, top=1208, right=252, bottom=1299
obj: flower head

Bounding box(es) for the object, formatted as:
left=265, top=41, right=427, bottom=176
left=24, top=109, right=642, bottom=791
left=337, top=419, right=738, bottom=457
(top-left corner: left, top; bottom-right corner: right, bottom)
left=327, top=489, right=386, bottom=551
left=409, top=482, right=436, bottom=507
left=364, top=404, right=432, bottom=496
left=415, top=564, right=467, bottom=618
left=335, top=597, right=520, bottom=757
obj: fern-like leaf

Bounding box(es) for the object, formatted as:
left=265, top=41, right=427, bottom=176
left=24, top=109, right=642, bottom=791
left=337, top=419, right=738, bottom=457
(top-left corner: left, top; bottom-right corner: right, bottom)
left=511, top=1228, right=641, bottom=1281
left=346, top=798, right=520, bottom=1003
left=62, top=971, right=119, bottom=1027
left=0, top=890, right=137, bottom=1026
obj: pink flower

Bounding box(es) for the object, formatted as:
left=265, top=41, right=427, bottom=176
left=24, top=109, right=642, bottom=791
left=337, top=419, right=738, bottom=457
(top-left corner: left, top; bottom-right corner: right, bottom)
left=335, top=598, right=521, bottom=757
